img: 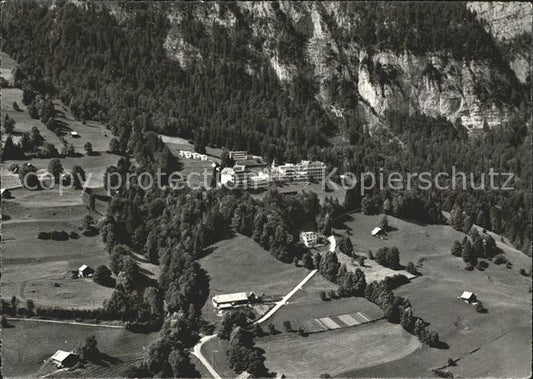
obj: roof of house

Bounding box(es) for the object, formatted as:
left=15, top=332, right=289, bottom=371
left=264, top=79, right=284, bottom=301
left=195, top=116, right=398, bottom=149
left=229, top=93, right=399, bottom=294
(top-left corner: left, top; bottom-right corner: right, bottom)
left=51, top=350, right=77, bottom=363
left=236, top=371, right=255, bottom=379
left=79, top=264, right=93, bottom=272
left=212, top=292, right=253, bottom=304
left=327, top=235, right=336, bottom=252
left=70, top=131, right=79, bottom=135
left=371, top=227, right=384, bottom=235
left=460, top=291, right=475, bottom=299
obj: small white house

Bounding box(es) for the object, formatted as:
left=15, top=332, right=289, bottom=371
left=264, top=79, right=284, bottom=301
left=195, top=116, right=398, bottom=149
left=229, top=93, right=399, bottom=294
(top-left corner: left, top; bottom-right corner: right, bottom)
left=78, top=264, right=95, bottom=278
left=300, top=231, right=318, bottom=248
left=459, top=291, right=477, bottom=303
left=371, top=227, right=386, bottom=237
left=70, top=131, right=79, bottom=138
left=51, top=350, right=78, bottom=367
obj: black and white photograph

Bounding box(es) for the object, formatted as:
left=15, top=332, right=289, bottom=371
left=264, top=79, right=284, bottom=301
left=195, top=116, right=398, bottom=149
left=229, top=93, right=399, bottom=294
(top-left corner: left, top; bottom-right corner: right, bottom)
left=0, top=1, right=531, bottom=378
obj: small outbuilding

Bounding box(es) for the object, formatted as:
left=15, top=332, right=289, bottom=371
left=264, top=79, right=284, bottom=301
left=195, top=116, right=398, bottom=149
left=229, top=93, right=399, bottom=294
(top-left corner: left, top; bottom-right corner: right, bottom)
left=78, top=264, right=95, bottom=278
left=51, top=350, right=78, bottom=367
left=459, top=291, right=477, bottom=303
left=70, top=131, right=79, bottom=138
left=236, top=371, right=255, bottom=379
left=371, top=227, right=386, bottom=237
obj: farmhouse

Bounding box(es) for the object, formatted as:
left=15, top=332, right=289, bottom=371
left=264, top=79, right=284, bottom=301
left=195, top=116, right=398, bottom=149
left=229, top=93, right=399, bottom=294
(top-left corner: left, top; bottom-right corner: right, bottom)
left=460, top=291, right=477, bottom=303
left=371, top=227, right=386, bottom=237
left=212, top=292, right=256, bottom=310
left=78, top=264, right=95, bottom=278
left=51, top=350, right=78, bottom=367
left=300, top=231, right=318, bottom=248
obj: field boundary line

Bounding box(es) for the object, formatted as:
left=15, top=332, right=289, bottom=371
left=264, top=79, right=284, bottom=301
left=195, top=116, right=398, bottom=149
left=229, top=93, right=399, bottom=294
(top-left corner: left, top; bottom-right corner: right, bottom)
left=7, top=317, right=123, bottom=329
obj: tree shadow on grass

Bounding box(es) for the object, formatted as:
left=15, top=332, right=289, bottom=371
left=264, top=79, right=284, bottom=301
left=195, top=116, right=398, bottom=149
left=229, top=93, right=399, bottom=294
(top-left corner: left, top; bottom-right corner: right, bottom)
left=92, top=352, right=122, bottom=367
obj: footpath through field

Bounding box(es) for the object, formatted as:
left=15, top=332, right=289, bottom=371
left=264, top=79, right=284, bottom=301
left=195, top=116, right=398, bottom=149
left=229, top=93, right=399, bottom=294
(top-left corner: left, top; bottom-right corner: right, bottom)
left=6, top=317, right=123, bottom=329
left=254, top=269, right=318, bottom=325
left=192, top=269, right=318, bottom=378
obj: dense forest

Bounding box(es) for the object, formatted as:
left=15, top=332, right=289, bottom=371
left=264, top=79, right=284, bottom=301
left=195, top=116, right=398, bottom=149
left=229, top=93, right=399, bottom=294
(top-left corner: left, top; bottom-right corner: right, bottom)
left=1, top=2, right=530, bottom=246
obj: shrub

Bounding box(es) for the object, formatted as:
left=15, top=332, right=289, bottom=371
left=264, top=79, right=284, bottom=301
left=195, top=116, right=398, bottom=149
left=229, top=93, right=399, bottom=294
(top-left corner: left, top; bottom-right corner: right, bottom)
left=1, top=315, right=9, bottom=328
left=368, top=250, right=374, bottom=260
left=406, top=261, right=417, bottom=275
left=50, top=230, right=69, bottom=241
left=319, top=291, right=327, bottom=301
left=506, top=262, right=512, bottom=269
left=69, top=231, right=79, bottom=239
left=38, top=231, right=51, bottom=240
left=465, top=263, right=474, bottom=271
left=268, top=323, right=277, bottom=335
left=476, top=261, right=488, bottom=270
left=327, top=290, right=337, bottom=299
left=475, top=302, right=487, bottom=313
left=252, top=323, right=263, bottom=337
left=358, top=256, right=366, bottom=267
left=283, top=321, right=292, bottom=332
left=493, top=254, right=507, bottom=265
left=298, top=328, right=306, bottom=336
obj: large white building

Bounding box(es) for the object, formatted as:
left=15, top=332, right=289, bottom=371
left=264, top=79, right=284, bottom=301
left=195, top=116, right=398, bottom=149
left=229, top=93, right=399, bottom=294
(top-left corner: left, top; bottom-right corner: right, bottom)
left=272, top=160, right=326, bottom=183
left=299, top=231, right=318, bottom=248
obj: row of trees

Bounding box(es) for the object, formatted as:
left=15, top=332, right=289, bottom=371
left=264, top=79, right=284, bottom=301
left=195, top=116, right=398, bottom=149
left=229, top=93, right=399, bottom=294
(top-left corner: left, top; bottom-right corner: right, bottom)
left=365, top=279, right=440, bottom=347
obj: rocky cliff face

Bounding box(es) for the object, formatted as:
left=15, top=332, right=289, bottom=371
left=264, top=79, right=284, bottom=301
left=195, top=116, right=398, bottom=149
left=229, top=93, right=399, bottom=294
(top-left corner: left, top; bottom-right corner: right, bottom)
left=162, top=2, right=526, bottom=131
left=467, top=2, right=532, bottom=84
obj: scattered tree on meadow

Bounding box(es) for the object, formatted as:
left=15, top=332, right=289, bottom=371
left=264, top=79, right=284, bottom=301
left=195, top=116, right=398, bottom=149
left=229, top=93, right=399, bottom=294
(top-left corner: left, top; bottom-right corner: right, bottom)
left=79, top=335, right=100, bottom=362
left=71, top=165, right=86, bottom=189
left=48, top=158, right=63, bottom=183
left=84, top=142, right=93, bottom=155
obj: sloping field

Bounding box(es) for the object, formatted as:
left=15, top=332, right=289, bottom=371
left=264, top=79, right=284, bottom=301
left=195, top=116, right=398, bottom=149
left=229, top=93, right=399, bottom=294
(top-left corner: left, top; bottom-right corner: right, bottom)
left=267, top=285, right=383, bottom=333
left=1, top=319, right=157, bottom=378
left=257, top=320, right=421, bottom=378
left=335, top=250, right=416, bottom=282
left=199, top=234, right=311, bottom=324
left=1, top=87, right=64, bottom=150
left=334, top=212, right=532, bottom=378
left=1, top=188, right=116, bottom=309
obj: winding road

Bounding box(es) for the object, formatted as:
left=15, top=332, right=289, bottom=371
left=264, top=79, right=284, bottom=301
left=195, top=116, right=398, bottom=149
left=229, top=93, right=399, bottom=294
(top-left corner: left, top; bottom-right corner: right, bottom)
left=191, top=269, right=318, bottom=378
